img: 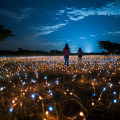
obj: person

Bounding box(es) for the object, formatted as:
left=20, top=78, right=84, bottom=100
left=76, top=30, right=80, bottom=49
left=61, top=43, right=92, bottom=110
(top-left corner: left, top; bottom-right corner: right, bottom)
left=63, top=44, right=70, bottom=67
left=78, top=48, right=82, bottom=60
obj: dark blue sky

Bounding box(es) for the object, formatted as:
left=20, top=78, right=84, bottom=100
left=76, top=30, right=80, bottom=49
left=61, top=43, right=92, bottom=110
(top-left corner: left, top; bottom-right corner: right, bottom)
left=0, top=0, right=120, bottom=53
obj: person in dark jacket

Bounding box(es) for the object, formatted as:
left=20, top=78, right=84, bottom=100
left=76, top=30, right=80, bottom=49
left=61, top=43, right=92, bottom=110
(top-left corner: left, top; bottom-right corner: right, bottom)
left=63, top=44, right=70, bottom=66
left=78, top=48, right=82, bottom=60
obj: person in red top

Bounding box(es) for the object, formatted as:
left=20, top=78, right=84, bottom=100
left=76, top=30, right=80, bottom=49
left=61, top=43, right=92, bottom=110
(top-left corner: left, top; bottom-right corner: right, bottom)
left=63, top=44, right=70, bottom=66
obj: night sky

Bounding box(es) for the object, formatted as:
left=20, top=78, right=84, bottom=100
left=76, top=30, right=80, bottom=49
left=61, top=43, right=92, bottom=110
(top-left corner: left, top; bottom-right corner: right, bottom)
left=0, top=0, right=120, bottom=53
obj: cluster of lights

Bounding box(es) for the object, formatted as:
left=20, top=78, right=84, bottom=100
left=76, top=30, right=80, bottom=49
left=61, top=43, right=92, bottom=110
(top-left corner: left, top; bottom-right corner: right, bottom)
left=0, top=55, right=120, bottom=119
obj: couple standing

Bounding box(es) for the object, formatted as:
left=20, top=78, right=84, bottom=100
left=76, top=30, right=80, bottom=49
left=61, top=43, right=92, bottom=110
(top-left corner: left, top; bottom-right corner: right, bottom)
left=63, top=44, right=82, bottom=67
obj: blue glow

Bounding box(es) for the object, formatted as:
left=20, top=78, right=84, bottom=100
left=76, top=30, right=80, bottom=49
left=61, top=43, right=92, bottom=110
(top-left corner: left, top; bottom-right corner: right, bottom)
left=44, top=76, right=47, bottom=79
left=25, top=74, right=27, bottom=78
left=93, top=79, right=96, bottom=81
left=9, top=108, right=13, bottom=113
left=73, top=75, right=76, bottom=78
left=31, top=94, right=35, bottom=98
left=50, top=92, right=53, bottom=96
left=55, top=80, right=59, bottom=83
left=92, top=93, right=96, bottom=96
left=110, top=83, right=113, bottom=87
left=1, top=87, right=4, bottom=90
left=49, top=106, right=53, bottom=111
left=47, top=83, right=50, bottom=86
left=49, top=90, right=52, bottom=93
left=22, top=81, right=26, bottom=85
left=113, top=99, right=117, bottom=103
left=0, top=76, right=1, bottom=79
left=113, top=91, right=116, bottom=95
left=31, top=79, right=35, bottom=83
left=103, top=87, right=106, bottom=91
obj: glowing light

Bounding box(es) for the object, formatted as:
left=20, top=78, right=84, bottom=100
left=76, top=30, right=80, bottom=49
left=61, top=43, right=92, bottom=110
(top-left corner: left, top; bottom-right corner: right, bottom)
left=49, top=106, right=53, bottom=111
left=103, top=87, right=106, bottom=91
left=44, top=76, right=47, bottom=79
left=0, top=76, right=1, bottom=79
left=22, top=81, right=26, bottom=85
left=50, top=92, right=53, bottom=96
left=0, top=87, right=4, bottom=91
left=110, top=83, right=113, bottom=87
left=31, top=94, right=35, bottom=98
left=39, top=96, right=42, bottom=100
left=79, top=112, right=84, bottom=116
left=47, top=83, right=50, bottom=86
left=45, top=111, right=49, bottom=115
left=25, top=74, right=27, bottom=78
left=31, top=78, right=35, bottom=83
left=9, top=108, right=13, bottom=113
left=113, top=91, right=116, bottom=95
left=113, top=99, right=117, bottom=103
left=12, top=100, right=15, bottom=104
left=92, top=93, right=96, bottom=96
left=55, top=80, right=59, bottom=84
left=92, top=102, right=94, bottom=106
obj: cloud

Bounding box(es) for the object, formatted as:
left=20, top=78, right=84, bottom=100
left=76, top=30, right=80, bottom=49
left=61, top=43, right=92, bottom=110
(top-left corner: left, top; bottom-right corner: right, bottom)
left=90, top=35, right=96, bottom=37
left=102, top=31, right=120, bottom=36
left=56, top=10, right=65, bottom=15
left=31, top=23, right=67, bottom=36
left=56, top=0, right=120, bottom=21
left=79, top=37, right=86, bottom=39
left=0, top=7, right=34, bottom=21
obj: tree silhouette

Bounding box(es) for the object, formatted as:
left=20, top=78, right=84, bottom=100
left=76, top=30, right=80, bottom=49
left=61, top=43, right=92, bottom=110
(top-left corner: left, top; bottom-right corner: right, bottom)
left=97, top=40, right=120, bottom=54
left=0, top=25, right=14, bottom=41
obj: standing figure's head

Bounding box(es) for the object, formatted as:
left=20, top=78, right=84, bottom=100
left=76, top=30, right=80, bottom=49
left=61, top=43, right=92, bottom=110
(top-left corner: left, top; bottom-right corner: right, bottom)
left=79, top=48, right=81, bottom=51
left=65, top=44, right=69, bottom=49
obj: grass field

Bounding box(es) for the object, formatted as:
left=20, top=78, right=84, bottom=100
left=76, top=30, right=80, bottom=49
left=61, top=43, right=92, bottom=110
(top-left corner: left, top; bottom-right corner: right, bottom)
left=0, top=55, right=120, bottom=120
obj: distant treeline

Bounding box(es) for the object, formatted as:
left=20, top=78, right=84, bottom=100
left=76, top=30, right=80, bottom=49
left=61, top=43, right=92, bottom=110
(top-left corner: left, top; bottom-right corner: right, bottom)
left=0, top=48, right=112, bottom=56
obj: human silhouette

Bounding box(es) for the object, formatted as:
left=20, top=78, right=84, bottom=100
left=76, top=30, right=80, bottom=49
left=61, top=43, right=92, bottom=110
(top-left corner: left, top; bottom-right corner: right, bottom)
left=63, top=44, right=70, bottom=66
left=78, top=48, right=82, bottom=60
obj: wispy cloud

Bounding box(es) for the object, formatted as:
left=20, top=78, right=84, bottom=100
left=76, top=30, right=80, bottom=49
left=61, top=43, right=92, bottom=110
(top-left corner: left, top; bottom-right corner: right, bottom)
left=30, top=23, right=67, bottom=36
left=102, top=31, right=120, bottom=35
left=0, top=7, right=34, bottom=21
left=56, top=0, right=120, bottom=21
left=90, top=35, right=96, bottom=37
left=79, top=37, right=86, bottom=39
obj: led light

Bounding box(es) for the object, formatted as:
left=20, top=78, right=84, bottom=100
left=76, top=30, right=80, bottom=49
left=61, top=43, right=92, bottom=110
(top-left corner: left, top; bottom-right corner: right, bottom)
left=0, top=87, right=4, bottom=91
left=110, top=83, right=113, bottom=87
left=45, top=111, right=49, bottom=115
left=92, top=102, right=94, bottom=106
left=44, top=76, right=47, bottom=79
left=49, top=106, right=53, bottom=111
left=31, top=94, right=35, bottom=98
left=93, top=79, right=96, bottom=81
left=79, top=112, right=84, bottom=116
left=39, top=96, right=42, bottom=100
left=22, top=81, right=26, bottom=85
left=55, top=80, right=59, bottom=84
left=113, top=99, right=117, bottom=103
left=50, top=92, right=53, bottom=96
left=47, top=83, right=50, bottom=86
left=113, top=91, right=116, bottom=95
left=103, top=87, right=106, bottom=91
left=12, top=100, right=15, bottom=104
left=9, top=108, right=13, bottom=113
left=92, top=93, right=96, bottom=96
left=31, top=79, right=35, bottom=83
